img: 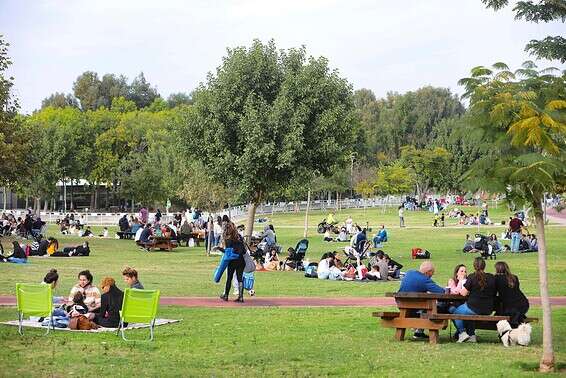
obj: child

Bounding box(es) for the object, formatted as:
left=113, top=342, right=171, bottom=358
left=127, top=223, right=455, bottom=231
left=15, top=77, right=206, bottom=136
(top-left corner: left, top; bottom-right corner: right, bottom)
left=433, top=214, right=439, bottom=227
left=66, top=292, right=88, bottom=317
left=98, top=227, right=109, bottom=238
left=440, top=213, right=445, bottom=227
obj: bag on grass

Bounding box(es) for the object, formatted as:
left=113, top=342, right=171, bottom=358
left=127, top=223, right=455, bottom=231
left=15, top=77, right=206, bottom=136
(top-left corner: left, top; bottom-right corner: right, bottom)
left=304, top=263, right=318, bottom=278
left=69, top=315, right=98, bottom=330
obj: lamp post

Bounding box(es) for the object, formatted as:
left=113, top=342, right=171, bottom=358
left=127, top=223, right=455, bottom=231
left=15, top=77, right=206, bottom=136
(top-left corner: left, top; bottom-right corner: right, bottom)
left=350, top=153, right=355, bottom=198
left=63, top=169, right=67, bottom=214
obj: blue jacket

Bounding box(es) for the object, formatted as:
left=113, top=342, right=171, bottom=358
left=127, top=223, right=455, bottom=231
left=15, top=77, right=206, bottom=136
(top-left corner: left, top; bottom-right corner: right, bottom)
left=398, top=270, right=444, bottom=293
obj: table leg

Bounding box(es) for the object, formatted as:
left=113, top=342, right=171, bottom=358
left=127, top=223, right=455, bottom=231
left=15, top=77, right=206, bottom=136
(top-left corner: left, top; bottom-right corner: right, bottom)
left=429, top=330, right=439, bottom=344
left=395, top=328, right=406, bottom=341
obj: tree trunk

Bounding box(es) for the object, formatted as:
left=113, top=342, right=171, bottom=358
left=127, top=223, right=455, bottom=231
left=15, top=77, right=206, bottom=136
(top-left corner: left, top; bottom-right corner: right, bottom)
left=94, top=187, right=98, bottom=210
left=70, top=179, right=74, bottom=211
left=534, top=204, right=555, bottom=372
left=304, top=190, right=311, bottom=238
left=245, top=201, right=258, bottom=243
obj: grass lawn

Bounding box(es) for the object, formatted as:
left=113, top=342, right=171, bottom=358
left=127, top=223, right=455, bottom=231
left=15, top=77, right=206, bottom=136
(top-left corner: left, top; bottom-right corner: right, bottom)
left=0, top=204, right=565, bottom=376
left=0, top=306, right=565, bottom=377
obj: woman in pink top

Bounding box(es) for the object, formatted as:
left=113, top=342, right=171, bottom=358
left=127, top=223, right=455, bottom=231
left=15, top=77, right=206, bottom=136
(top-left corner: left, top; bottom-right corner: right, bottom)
left=447, top=264, right=467, bottom=294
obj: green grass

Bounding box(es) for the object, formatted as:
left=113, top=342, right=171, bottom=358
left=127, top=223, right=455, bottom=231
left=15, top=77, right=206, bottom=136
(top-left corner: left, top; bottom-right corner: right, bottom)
left=0, top=306, right=565, bottom=377
left=0, top=204, right=565, bottom=376
left=0, top=206, right=564, bottom=297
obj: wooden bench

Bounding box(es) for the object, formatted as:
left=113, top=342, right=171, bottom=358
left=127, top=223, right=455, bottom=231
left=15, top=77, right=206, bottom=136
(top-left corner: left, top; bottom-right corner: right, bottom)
left=421, top=313, right=538, bottom=331
left=147, top=237, right=177, bottom=252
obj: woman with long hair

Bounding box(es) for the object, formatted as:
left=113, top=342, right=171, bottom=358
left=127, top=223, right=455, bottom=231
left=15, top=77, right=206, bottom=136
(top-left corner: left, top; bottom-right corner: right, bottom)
left=447, top=264, right=467, bottom=294
left=220, top=221, right=246, bottom=302
left=451, top=257, right=497, bottom=343
left=494, top=261, right=529, bottom=327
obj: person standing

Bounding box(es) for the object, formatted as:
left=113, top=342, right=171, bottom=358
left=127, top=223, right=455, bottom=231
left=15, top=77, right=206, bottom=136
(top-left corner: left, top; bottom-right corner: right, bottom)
left=219, top=222, right=246, bottom=302
left=398, top=205, right=405, bottom=228
left=509, top=213, right=524, bottom=252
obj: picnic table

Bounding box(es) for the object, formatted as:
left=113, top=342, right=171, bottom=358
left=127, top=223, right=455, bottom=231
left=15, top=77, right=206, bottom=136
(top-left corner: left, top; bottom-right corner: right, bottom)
left=147, top=236, right=177, bottom=252
left=373, top=292, right=538, bottom=344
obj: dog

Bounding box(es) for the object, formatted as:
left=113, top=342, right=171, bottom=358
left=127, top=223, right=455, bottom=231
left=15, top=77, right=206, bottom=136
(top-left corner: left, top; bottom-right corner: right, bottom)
left=496, top=320, right=532, bottom=347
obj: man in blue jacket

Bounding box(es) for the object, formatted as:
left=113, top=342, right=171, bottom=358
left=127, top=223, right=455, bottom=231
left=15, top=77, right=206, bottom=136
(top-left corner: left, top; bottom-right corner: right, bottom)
left=398, top=261, right=445, bottom=339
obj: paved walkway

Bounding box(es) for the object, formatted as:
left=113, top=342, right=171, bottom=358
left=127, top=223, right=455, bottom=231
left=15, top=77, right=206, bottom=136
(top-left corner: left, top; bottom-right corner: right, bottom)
left=547, top=208, right=566, bottom=226
left=1, top=296, right=565, bottom=308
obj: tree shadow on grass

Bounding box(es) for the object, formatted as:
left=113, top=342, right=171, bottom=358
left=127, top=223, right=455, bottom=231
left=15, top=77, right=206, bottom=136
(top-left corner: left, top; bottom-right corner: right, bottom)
left=516, top=361, right=566, bottom=373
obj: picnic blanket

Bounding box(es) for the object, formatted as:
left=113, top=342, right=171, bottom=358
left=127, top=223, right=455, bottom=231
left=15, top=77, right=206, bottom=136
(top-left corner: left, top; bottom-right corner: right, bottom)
left=1, top=318, right=180, bottom=332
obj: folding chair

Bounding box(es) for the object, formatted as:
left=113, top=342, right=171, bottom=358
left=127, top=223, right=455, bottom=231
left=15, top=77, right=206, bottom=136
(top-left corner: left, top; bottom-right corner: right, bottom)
left=118, top=288, right=160, bottom=341
left=16, top=283, right=53, bottom=335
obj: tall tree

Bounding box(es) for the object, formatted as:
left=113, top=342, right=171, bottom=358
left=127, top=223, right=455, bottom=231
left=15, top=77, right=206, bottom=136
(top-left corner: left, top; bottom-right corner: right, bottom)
left=167, top=92, right=193, bottom=108
left=41, top=92, right=79, bottom=109
left=0, top=35, right=32, bottom=186
left=176, top=40, right=355, bottom=239
left=460, top=61, right=566, bottom=373
left=400, top=146, right=452, bottom=200
left=482, top=0, right=566, bottom=62
left=72, top=71, right=101, bottom=111
left=128, top=72, right=159, bottom=109
left=98, top=74, right=129, bottom=108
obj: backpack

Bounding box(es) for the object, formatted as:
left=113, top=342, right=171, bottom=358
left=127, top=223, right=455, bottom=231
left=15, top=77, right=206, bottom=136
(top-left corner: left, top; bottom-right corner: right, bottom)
left=412, top=248, right=431, bottom=259
left=304, top=263, right=318, bottom=278
left=69, top=315, right=98, bottom=330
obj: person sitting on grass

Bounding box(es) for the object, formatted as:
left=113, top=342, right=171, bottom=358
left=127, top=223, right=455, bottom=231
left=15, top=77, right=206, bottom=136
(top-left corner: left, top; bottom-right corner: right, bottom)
left=323, top=228, right=334, bottom=242
left=488, top=234, right=502, bottom=253
left=372, top=225, right=388, bottom=247
left=317, top=252, right=342, bottom=280
left=450, top=257, right=497, bottom=343
left=68, top=270, right=101, bottom=319
left=528, top=234, right=538, bottom=252
left=95, top=277, right=124, bottom=328
left=385, top=254, right=402, bottom=279
left=122, top=266, right=144, bottom=289
left=0, top=241, right=27, bottom=263
left=365, top=265, right=381, bottom=281
left=398, top=261, right=445, bottom=340
left=66, top=291, right=89, bottom=317
left=50, top=241, right=90, bottom=257
left=462, top=234, right=474, bottom=253
left=46, top=237, right=59, bottom=255
left=336, top=227, right=349, bottom=242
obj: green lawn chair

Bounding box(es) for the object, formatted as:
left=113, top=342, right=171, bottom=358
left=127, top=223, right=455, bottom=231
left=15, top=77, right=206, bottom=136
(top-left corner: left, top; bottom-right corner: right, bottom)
left=16, top=283, right=53, bottom=335
left=118, top=288, right=160, bottom=341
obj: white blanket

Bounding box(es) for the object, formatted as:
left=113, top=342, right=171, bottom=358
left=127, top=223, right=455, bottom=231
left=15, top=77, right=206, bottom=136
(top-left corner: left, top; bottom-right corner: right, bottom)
left=1, top=318, right=180, bottom=332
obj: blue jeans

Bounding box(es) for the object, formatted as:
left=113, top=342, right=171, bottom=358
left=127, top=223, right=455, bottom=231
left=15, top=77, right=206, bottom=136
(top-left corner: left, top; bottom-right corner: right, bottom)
left=511, top=232, right=521, bottom=252
left=7, top=257, right=27, bottom=264
left=373, top=236, right=383, bottom=247
left=451, top=302, right=477, bottom=335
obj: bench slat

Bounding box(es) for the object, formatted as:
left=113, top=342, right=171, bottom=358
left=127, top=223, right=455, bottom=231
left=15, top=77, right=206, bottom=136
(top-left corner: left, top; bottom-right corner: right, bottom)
left=372, top=311, right=400, bottom=319
left=422, top=313, right=538, bottom=323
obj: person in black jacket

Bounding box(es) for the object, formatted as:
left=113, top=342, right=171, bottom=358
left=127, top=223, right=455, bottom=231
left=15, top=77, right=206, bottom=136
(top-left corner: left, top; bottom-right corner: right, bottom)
left=219, top=222, right=246, bottom=303
left=494, top=261, right=529, bottom=327
left=95, top=277, right=124, bottom=328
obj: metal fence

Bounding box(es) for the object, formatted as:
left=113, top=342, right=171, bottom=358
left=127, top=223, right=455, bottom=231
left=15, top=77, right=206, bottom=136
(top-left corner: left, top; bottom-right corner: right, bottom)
left=2, top=196, right=405, bottom=225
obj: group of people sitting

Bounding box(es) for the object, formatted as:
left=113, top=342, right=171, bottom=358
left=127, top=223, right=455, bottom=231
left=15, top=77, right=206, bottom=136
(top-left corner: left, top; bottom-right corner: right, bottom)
left=40, top=266, right=144, bottom=329
left=0, top=236, right=91, bottom=263
left=312, top=249, right=402, bottom=281
left=1, top=212, right=46, bottom=238
left=399, top=258, right=529, bottom=342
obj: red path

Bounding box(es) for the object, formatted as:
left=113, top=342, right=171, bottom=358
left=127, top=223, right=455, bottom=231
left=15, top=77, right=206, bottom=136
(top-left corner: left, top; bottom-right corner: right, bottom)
left=1, top=296, right=565, bottom=308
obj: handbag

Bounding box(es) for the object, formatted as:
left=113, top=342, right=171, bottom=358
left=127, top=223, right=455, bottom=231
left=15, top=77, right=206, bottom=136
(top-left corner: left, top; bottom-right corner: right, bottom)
left=244, top=253, right=256, bottom=273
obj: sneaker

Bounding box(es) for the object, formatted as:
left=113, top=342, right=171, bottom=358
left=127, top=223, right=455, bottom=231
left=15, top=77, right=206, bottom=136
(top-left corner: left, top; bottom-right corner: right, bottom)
left=457, top=331, right=470, bottom=343
left=413, top=331, right=429, bottom=340
left=467, top=335, right=477, bottom=343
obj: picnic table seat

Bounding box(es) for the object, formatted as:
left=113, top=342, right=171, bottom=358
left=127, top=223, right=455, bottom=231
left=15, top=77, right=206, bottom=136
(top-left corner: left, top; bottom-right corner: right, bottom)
left=420, top=312, right=538, bottom=330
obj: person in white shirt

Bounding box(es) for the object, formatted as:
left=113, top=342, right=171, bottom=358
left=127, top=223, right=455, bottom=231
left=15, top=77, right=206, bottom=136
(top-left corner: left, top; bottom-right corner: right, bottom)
left=345, top=216, right=353, bottom=234
left=398, top=206, right=405, bottom=228
left=317, top=253, right=342, bottom=280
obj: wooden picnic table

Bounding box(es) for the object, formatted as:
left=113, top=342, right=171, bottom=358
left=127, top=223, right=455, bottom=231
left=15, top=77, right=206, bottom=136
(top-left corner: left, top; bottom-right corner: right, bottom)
left=374, top=292, right=538, bottom=344
left=375, top=292, right=465, bottom=344
left=148, top=236, right=177, bottom=252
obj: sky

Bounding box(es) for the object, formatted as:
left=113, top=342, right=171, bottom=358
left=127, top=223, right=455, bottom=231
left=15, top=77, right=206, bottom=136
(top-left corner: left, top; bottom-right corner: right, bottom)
left=2, top=0, right=564, bottom=114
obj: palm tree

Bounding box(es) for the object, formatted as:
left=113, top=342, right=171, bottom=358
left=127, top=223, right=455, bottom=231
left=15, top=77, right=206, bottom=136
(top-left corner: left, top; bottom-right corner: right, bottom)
left=460, top=61, right=566, bottom=373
